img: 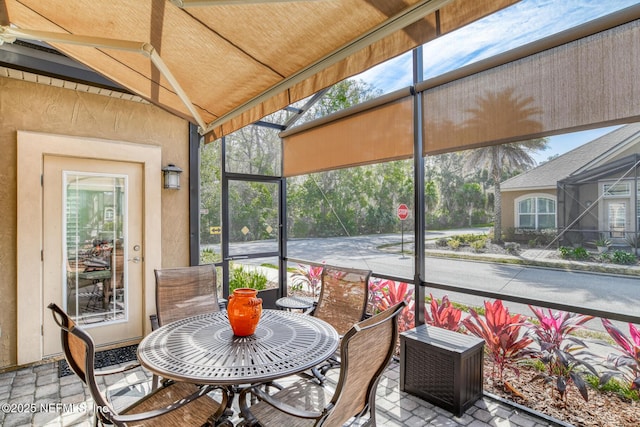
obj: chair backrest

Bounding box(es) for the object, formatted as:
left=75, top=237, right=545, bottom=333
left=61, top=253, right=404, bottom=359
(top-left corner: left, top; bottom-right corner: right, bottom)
left=154, top=264, right=220, bottom=327
left=112, top=253, right=125, bottom=290
left=320, top=301, right=406, bottom=426
left=47, top=303, right=115, bottom=422
left=313, top=265, right=371, bottom=336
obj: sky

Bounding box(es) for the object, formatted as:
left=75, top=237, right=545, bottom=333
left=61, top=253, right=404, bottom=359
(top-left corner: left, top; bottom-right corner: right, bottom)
left=353, top=0, right=640, bottom=164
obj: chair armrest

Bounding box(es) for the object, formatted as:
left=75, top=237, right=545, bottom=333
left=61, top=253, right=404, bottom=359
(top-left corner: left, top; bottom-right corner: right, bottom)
left=94, top=362, right=140, bottom=376
left=249, top=385, right=323, bottom=419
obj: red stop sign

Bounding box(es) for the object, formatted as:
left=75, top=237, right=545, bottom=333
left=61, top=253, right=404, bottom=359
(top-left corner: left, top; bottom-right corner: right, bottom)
left=397, top=203, right=409, bottom=220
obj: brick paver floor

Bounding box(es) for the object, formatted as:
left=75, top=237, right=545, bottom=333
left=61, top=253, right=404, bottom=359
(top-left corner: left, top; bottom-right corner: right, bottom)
left=0, top=360, right=559, bottom=426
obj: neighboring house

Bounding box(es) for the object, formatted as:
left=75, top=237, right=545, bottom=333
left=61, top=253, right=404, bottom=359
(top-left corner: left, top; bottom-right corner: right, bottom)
left=501, top=124, right=640, bottom=246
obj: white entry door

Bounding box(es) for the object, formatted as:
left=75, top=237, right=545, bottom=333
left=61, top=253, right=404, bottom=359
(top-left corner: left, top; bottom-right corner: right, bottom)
left=604, top=199, right=630, bottom=240
left=43, top=155, right=144, bottom=356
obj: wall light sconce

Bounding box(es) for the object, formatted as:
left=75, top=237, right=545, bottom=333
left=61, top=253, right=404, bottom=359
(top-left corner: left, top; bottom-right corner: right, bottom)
left=162, top=164, right=183, bottom=190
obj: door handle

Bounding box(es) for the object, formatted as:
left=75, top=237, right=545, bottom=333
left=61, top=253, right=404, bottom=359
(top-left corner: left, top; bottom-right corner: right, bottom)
left=128, top=256, right=141, bottom=263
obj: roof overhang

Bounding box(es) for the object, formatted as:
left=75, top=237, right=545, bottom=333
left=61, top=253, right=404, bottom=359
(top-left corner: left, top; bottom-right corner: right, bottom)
left=559, top=154, right=640, bottom=186
left=0, top=0, right=518, bottom=140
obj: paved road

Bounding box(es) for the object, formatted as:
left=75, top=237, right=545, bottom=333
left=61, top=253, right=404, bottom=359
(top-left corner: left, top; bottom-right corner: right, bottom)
left=220, top=232, right=640, bottom=327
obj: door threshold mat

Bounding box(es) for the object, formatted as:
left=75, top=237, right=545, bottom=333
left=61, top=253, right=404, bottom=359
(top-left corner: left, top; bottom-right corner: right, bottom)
left=58, top=344, right=138, bottom=377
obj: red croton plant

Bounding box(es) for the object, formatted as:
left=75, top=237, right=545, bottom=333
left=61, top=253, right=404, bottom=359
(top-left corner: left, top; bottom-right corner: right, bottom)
left=600, top=319, right=640, bottom=398
left=424, top=294, right=463, bottom=332
left=368, top=279, right=415, bottom=332
left=462, top=300, right=533, bottom=382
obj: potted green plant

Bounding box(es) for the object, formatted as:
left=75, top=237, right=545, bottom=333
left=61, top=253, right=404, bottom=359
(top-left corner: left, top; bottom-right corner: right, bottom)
left=592, top=234, right=611, bottom=253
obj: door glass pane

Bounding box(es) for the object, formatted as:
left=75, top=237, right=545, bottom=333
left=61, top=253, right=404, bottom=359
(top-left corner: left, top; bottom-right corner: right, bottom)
left=64, top=172, right=127, bottom=325
left=608, top=202, right=626, bottom=238
left=228, top=180, right=279, bottom=256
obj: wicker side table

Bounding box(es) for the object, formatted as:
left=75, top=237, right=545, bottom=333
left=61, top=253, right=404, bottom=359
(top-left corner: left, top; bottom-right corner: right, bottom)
left=400, top=325, right=484, bottom=417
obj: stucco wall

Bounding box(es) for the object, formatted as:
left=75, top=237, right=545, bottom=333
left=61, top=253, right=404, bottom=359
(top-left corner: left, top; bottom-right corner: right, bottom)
left=0, top=76, right=190, bottom=368
left=501, top=188, right=557, bottom=230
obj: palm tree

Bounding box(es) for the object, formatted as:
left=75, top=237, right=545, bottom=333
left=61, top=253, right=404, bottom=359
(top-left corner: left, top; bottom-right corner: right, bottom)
left=463, top=88, right=548, bottom=242
left=465, top=141, right=547, bottom=241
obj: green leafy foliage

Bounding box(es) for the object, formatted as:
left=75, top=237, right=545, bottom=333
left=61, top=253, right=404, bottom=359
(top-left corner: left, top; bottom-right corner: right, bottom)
left=450, top=233, right=488, bottom=244
left=446, top=238, right=461, bottom=249
left=199, top=248, right=221, bottom=264
left=558, top=246, right=590, bottom=260
left=470, top=239, right=486, bottom=252
left=611, top=250, right=637, bottom=265
left=586, top=374, right=639, bottom=401
left=229, top=265, right=268, bottom=292
left=462, top=300, right=533, bottom=381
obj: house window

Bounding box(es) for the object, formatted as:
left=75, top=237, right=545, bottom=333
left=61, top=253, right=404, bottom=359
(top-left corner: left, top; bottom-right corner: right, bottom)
left=603, top=182, right=630, bottom=197
left=516, top=196, right=556, bottom=229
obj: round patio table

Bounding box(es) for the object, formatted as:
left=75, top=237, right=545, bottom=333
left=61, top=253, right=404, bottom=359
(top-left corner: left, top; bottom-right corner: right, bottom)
left=137, top=309, right=338, bottom=386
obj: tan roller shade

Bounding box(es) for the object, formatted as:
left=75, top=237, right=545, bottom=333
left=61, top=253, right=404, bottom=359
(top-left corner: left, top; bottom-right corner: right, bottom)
left=1, top=0, right=518, bottom=140
left=282, top=7, right=640, bottom=175
left=420, top=7, right=640, bottom=155
left=282, top=88, right=413, bottom=176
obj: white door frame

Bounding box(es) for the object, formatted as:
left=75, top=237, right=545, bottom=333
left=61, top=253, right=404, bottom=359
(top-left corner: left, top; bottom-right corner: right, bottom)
left=16, top=131, right=162, bottom=365
left=602, top=198, right=630, bottom=239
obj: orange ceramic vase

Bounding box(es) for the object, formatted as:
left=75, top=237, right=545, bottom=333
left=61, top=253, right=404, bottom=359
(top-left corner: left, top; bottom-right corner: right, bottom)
left=227, top=288, right=263, bottom=336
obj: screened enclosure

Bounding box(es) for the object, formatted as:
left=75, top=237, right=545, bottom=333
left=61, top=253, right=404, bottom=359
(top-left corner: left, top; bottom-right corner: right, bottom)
left=558, top=153, right=640, bottom=249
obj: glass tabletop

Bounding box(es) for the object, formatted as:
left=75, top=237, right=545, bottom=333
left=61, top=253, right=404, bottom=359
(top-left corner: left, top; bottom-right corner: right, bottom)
left=137, top=309, right=339, bottom=385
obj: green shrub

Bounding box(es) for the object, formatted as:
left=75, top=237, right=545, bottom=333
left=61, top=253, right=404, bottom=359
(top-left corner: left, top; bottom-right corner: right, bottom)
left=470, top=239, right=486, bottom=252
left=611, top=250, right=637, bottom=265
left=229, top=265, right=268, bottom=291
left=447, top=238, right=461, bottom=249
left=572, top=246, right=589, bottom=260
left=558, top=246, right=572, bottom=258
left=558, top=246, right=589, bottom=260
left=454, top=233, right=487, bottom=244
left=599, top=252, right=612, bottom=263
left=200, top=248, right=221, bottom=264
left=586, top=374, right=639, bottom=401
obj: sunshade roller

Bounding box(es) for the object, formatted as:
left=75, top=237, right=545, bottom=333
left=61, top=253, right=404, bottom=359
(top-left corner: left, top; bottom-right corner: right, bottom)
left=282, top=88, right=413, bottom=176
left=420, top=7, right=640, bottom=155
left=2, top=0, right=518, bottom=140
left=280, top=6, right=640, bottom=176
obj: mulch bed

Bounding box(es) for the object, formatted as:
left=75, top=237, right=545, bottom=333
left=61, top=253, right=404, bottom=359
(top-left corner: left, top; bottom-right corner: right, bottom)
left=483, top=360, right=639, bottom=427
